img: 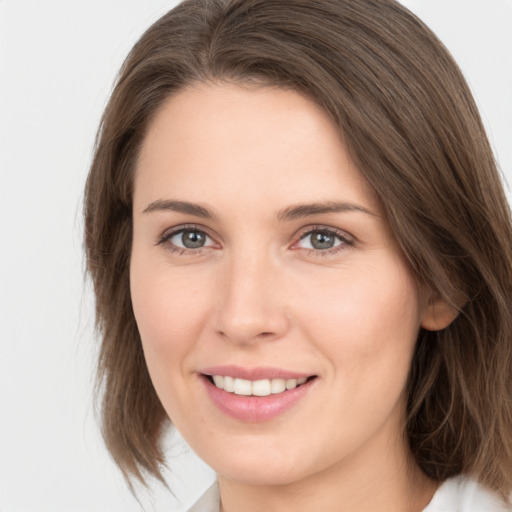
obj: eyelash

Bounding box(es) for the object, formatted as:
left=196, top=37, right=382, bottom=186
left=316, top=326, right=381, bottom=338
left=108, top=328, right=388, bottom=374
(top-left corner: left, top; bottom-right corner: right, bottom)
left=157, top=224, right=355, bottom=257
left=294, top=225, right=355, bottom=256
left=157, top=224, right=216, bottom=256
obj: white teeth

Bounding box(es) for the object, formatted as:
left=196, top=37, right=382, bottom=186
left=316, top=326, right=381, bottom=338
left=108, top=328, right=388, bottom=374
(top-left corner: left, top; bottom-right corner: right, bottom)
left=211, top=375, right=310, bottom=395
left=233, top=378, right=252, bottom=396
left=212, top=375, right=224, bottom=388
left=285, top=378, right=297, bottom=390
left=224, top=375, right=235, bottom=392
left=270, top=378, right=286, bottom=394
left=252, top=379, right=271, bottom=396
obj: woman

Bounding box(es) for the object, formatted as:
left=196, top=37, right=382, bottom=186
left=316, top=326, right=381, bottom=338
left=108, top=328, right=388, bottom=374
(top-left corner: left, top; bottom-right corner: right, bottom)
left=84, top=0, right=512, bottom=510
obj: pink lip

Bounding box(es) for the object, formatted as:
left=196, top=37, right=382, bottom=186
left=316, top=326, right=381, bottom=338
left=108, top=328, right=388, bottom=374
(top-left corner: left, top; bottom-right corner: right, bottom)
left=201, top=365, right=312, bottom=380
left=200, top=368, right=317, bottom=423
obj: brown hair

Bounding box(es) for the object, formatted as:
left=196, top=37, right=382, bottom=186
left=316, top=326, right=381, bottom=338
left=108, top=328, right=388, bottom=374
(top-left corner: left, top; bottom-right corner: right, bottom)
left=84, top=0, right=512, bottom=499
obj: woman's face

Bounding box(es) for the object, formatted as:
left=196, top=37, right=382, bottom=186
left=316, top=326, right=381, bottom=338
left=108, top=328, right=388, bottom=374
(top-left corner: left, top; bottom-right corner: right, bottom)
left=131, top=83, right=430, bottom=486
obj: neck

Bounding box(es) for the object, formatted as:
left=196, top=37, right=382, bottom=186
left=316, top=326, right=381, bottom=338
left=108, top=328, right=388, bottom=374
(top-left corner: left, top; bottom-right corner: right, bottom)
left=217, top=416, right=437, bottom=512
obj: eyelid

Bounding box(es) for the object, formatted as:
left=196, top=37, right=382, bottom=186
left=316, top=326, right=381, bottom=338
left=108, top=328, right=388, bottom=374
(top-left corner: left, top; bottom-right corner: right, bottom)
left=156, top=223, right=220, bottom=251
left=291, top=224, right=356, bottom=252
left=295, top=224, right=355, bottom=241
left=155, top=223, right=355, bottom=256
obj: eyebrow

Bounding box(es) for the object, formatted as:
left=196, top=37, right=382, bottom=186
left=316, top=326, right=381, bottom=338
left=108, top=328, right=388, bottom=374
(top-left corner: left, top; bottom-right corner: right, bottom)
left=142, top=199, right=375, bottom=220
left=277, top=201, right=376, bottom=221
left=143, top=199, right=216, bottom=219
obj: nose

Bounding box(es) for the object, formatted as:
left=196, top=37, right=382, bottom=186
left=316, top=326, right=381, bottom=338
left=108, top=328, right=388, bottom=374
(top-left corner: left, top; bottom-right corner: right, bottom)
left=214, top=250, right=290, bottom=346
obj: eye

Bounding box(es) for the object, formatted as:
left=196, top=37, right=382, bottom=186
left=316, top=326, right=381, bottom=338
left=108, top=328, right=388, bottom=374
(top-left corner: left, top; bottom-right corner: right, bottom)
left=159, top=227, right=217, bottom=253
left=172, top=229, right=210, bottom=249
left=294, top=227, right=353, bottom=253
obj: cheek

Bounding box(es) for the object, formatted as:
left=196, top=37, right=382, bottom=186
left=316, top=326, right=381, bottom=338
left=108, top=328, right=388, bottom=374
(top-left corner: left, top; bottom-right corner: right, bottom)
left=129, top=252, right=218, bottom=425
left=129, top=253, right=212, bottom=369
left=291, top=263, right=422, bottom=456
left=296, top=261, right=421, bottom=385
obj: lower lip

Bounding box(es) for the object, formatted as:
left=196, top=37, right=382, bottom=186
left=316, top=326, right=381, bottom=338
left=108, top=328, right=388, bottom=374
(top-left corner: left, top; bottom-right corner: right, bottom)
left=201, top=376, right=316, bottom=422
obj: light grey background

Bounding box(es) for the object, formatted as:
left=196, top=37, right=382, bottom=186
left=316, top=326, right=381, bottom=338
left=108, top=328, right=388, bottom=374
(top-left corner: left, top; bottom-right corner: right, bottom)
left=0, top=1, right=511, bottom=511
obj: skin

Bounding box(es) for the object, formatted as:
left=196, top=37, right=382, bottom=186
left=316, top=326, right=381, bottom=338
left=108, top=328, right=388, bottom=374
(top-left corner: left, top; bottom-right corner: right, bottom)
left=130, top=82, right=454, bottom=512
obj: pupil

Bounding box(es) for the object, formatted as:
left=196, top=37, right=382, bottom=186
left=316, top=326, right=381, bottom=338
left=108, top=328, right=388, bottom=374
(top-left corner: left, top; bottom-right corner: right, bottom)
left=182, top=230, right=205, bottom=249
left=311, top=232, right=334, bottom=250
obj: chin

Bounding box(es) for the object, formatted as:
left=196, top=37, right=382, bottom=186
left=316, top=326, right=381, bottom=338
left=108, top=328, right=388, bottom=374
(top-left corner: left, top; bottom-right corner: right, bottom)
left=200, top=441, right=318, bottom=487
left=219, top=462, right=307, bottom=487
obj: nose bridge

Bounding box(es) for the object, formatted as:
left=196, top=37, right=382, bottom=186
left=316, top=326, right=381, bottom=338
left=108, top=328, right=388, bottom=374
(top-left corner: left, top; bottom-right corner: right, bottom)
left=215, top=244, right=287, bottom=344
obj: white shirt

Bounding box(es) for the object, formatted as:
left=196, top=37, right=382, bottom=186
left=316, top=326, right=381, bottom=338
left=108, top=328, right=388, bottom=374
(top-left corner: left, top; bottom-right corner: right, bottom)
left=423, top=476, right=510, bottom=511
left=187, top=475, right=511, bottom=511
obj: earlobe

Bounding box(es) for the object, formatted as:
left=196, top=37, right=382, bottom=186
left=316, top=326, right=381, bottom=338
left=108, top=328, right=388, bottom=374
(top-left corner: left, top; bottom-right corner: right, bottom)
left=421, top=298, right=460, bottom=332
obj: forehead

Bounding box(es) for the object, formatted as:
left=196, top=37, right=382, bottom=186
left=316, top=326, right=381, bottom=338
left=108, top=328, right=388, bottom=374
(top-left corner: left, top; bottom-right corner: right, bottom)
left=134, top=82, right=379, bottom=213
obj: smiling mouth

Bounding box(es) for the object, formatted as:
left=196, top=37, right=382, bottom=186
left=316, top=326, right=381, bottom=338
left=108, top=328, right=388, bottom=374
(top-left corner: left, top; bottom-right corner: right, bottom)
left=205, top=375, right=316, bottom=397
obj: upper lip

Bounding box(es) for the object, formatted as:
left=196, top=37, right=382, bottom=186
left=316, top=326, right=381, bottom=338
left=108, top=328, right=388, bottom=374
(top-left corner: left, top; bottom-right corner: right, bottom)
left=201, top=365, right=314, bottom=381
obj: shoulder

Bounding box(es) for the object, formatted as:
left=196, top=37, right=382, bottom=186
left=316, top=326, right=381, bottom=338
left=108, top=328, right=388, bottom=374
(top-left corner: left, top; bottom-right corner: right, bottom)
left=187, top=482, right=220, bottom=512
left=186, top=477, right=511, bottom=512
left=423, top=475, right=511, bottom=512
left=187, top=477, right=511, bottom=512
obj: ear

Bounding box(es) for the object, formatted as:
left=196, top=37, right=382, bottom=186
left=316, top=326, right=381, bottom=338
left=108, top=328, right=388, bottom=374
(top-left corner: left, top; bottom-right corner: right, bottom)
left=421, top=297, right=460, bottom=332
